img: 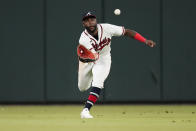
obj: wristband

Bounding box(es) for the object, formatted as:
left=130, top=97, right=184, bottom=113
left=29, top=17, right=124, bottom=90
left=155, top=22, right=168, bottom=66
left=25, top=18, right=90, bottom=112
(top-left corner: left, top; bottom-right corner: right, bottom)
left=134, top=33, right=146, bottom=43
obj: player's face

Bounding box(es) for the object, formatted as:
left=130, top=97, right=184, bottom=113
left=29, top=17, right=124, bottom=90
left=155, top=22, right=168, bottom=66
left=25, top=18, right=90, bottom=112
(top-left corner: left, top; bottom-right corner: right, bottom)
left=83, top=17, right=97, bottom=33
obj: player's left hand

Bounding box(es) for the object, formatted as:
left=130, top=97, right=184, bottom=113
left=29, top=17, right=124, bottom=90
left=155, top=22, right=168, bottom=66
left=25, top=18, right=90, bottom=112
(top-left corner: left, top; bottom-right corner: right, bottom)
left=145, top=40, right=156, bottom=48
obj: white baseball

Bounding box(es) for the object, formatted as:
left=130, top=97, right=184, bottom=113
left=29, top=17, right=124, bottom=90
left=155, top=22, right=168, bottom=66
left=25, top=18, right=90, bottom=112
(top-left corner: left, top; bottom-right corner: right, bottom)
left=114, top=9, right=121, bottom=15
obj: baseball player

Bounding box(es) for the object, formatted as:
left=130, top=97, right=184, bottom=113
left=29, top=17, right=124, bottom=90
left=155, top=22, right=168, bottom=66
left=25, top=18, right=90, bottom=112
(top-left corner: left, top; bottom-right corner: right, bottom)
left=78, top=11, right=156, bottom=118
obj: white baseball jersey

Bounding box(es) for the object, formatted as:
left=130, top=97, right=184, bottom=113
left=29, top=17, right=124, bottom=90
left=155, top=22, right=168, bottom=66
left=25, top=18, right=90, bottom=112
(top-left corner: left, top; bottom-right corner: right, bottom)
left=79, top=23, right=125, bottom=57
left=78, top=23, right=125, bottom=91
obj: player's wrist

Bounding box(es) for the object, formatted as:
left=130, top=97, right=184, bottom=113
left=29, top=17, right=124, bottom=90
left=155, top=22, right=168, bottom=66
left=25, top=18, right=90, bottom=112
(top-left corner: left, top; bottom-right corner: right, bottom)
left=144, top=39, right=148, bottom=44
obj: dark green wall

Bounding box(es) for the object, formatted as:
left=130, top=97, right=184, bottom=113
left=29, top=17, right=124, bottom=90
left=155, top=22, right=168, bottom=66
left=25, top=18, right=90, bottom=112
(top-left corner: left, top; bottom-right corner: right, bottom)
left=0, top=0, right=196, bottom=102
left=0, top=0, right=44, bottom=102
left=162, top=0, right=196, bottom=101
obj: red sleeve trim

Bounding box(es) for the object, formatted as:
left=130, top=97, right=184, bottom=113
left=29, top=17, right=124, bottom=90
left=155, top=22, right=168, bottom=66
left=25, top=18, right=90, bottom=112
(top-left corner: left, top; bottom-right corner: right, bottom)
left=122, top=26, right=125, bottom=36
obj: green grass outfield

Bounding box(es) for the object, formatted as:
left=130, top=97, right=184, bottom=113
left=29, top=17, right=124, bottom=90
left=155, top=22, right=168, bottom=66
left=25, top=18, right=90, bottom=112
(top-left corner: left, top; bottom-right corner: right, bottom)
left=0, top=104, right=196, bottom=131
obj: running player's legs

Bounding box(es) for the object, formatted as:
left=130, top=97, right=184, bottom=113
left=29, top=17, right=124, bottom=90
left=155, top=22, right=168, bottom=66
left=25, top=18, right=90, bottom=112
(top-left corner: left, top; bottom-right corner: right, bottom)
left=78, top=61, right=94, bottom=92
left=92, top=56, right=111, bottom=88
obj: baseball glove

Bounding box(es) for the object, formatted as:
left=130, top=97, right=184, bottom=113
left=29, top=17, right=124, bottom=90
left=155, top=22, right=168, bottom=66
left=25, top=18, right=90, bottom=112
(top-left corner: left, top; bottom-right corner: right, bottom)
left=77, top=44, right=99, bottom=63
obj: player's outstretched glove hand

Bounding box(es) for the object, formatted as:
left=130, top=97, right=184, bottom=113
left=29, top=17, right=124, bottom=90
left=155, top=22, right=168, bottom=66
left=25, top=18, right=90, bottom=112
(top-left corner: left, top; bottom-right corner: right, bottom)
left=145, top=40, right=156, bottom=48
left=77, top=44, right=99, bottom=63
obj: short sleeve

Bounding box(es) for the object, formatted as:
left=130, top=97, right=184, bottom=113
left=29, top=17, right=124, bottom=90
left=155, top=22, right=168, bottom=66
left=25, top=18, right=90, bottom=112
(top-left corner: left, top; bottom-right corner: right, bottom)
left=105, top=24, right=125, bottom=37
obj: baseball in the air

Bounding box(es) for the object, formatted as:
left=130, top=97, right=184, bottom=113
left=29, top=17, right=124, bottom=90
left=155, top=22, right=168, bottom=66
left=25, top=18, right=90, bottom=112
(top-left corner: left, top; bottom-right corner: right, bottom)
left=114, top=9, right=121, bottom=15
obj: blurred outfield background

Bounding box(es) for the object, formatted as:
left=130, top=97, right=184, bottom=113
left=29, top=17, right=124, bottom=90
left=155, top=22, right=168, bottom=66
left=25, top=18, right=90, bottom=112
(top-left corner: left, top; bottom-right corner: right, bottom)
left=0, top=0, right=196, bottom=130
left=0, top=0, right=196, bottom=103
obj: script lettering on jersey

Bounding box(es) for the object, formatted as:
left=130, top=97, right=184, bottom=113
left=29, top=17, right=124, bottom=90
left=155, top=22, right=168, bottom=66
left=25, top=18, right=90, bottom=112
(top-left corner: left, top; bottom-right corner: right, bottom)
left=91, top=37, right=111, bottom=51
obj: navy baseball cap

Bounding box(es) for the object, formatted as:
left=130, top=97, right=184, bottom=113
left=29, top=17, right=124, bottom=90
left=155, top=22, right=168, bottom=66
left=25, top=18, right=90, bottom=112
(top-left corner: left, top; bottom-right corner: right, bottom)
left=82, top=11, right=96, bottom=21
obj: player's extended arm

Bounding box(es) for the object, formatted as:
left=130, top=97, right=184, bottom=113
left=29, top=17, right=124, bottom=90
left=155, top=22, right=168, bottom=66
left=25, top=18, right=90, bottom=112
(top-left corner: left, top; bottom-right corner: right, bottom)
left=124, top=29, right=156, bottom=48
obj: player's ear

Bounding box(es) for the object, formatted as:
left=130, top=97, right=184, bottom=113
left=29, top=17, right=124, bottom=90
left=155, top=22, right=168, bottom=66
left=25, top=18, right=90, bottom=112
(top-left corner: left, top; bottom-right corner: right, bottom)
left=82, top=21, right=85, bottom=27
